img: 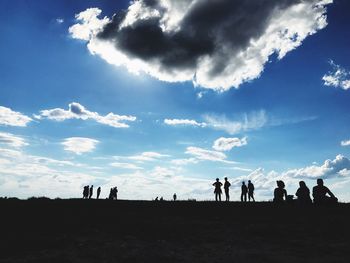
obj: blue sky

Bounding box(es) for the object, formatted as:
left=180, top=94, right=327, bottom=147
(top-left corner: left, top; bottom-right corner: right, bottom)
left=0, top=0, right=350, bottom=201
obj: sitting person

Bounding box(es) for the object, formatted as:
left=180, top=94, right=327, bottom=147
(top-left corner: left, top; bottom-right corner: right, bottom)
left=312, top=179, right=338, bottom=204
left=273, top=180, right=287, bottom=203
left=295, top=181, right=312, bottom=204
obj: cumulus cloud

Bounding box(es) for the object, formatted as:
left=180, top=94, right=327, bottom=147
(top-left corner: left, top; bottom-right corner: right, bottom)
left=0, top=132, right=28, bottom=148
left=204, top=110, right=267, bottom=135
left=62, top=137, right=99, bottom=155
left=341, top=140, right=350, bottom=146
left=69, top=0, right=331, bottom=91
left=322, top=60, right=350, bottom=90
left=56, top=18, right=64, bottom=24
left=0, top=106, right=32, bottom=127
left=37, top=102, right=136, bottom=128
left=164, top=118, right=206, bottom=127
left=213, top=137, right=247, bottom=151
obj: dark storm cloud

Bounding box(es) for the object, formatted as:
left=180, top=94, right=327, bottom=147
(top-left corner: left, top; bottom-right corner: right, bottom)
left=98, top=0, right=299, bottom=73
left=70, top=0, right=331, bottom=90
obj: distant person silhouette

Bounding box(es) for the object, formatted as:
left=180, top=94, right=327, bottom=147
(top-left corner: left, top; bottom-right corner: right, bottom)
left=213, top=178, right=223, bottom=201
left=155, top=196, right=159, bottom=201
left=112, top=187, right=118, bottom=200
left=109, top=188, right=113, bottom=200
left=160, top=197, right=164, bottom=201
left=224, top=177, right=231, bottom=201
left=96, top=187, right=101, bottom=199
left=83, top=185, right=89, bottom=199
left=295, top=181, right=312, bottom=204
left=273, top=180, right=287, bottom=203
left=241, top=181, right=248, bottom=202
left=312, top=179, right=337, bottom=205
left=248, top=180, right=255, bottom=202
left=89, top=185, right=93, bottom=199
left=173, top=193, right=177, bottom=201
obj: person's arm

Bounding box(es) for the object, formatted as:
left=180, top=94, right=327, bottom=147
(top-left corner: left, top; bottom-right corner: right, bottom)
left=325, top=187, right=335, bottom=198
left=284, top=189, right=288, bottom=200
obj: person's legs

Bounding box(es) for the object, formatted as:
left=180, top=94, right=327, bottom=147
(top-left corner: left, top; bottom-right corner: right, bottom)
left=219, top=193, right=221, bottom=202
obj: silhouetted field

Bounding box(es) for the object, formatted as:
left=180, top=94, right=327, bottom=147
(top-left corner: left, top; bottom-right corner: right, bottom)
left=0, top=199, right=349, bottom=263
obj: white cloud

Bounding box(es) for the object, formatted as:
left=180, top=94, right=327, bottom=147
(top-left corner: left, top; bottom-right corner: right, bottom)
left=0, top=132, right=28, bottom=148
left=56, top=18, right=64, bottom=24
left=185, top=146, right=233, bottom=163
left=322, top=60, right=350, bottom=90
left=341, top=140, right=350, bottom=146
left=213, top=137, right=247, bottom=151
left=164, top=118, right=207, bottom=127
left=0, top=106, right=32, bottom=127
left=115, top=151, right=170, bottom=162
left=37, top=102, right=136, bottom=128
left=110, top=162, right=143, bottom=170
left=204, top=110, right=267, bottom=135
left=62, top=137, right=99, bottom=155
left=69, top=1, right=331, bottom=91
left=170, top=158, right=198, bottom=166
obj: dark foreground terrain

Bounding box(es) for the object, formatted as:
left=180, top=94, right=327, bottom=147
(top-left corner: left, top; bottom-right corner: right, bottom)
left=0, top=199, right=350, bottom=263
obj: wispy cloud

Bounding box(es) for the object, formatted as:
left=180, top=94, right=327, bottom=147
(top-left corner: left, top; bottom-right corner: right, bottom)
left=213, top=137, right=247, bottom=151
left=204, top=110, right=267, bottom=135
left=185, top=146, right=234, bottom=164
left=62, top=137, right=99, bottom=155
left=114, top=151, right=170, bottom=162
left=37, top=102, right=136, bottom=128
left=322, top=60, right=350, bottom=90
left=110, top=162, right=143, bottom=170
left=0, top=106, right=32, bottom=127
left=0, top=132, right=28, bottom=148
left=164, top=118, right=207, bottom=127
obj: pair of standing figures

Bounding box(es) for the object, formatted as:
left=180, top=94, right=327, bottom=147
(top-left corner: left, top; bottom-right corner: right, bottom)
left=213, top=178, right=255, bottom=202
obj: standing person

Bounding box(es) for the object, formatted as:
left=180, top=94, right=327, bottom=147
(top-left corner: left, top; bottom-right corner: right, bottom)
left=96, top=187, right=101, bottom=199
left=173, top=193, right=177, bottom=201
left=248, top=180, right=255, bottom=202
left=241, top=182, right=248, bottom=202
left=295, top=181, right=311, bottom=204
left=112, top=187, right=118, bottom=200
left=213, top=178, right=223, bottom=201
left=273, top=180, right=287, bottom=203
left=224, top=177, right=231, bottom=201
left=89, top=185, right=93, bottom=199
left=83, top=185, right=89, bottom=199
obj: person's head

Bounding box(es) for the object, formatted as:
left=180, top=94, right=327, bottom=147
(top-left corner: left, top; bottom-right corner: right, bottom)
left=224, top=177, right=228, bottom=181
left=277, top=180, right=285, bottom=189
left=248, top=180, right=251, bottom=183
left=216, top=178, right=219, bottom=182
left=317, top=178, right=324, bottom=186
left=299, top=181, right=306, bottom=188
left=242, top=181, right=245, bottom=185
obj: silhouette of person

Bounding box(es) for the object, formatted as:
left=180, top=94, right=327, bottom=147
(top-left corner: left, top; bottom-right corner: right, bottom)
left=248, top=180, right=255, bottom=202
left=173, top=193, right=177, bottom=201
left=155, top=196, right=159, bottom=201
left=83, top=185, right=89, bottom=199
left=213, top=178, right=223, bottom=201
left=241, top=182, right=248, bottom=202
left=96, top=187, right=101, bottom=199
left=108, top=188, right=113, bottom=200
left=112, top=187, right=118, bottom=200
left=89, top=185, right=93, bottom=199
left=273, top=180, right=287, bottom=203
left=224, top=177, right=231, bottom=201
left=312, top=179, right=337, bottom=205
left=160, top=197, right=164, bottom=201
left=295, top=181, right=311, bottom=204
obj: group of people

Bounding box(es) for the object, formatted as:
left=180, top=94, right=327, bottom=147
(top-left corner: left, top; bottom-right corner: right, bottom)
left=274, top=178, right=338, bottom=204
left=213, top=177, right=337, bottom=204
left=82, top=185, right=101, bottom=199
left=213, top=177, right=255, bottom=202
left=108, top=187, right=118, bottom=200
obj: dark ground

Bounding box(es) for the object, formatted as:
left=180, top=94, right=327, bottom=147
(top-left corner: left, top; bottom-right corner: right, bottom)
left=0, top=199, right=349, bottom=263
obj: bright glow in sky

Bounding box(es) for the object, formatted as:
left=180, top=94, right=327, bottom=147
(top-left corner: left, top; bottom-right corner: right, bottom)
left=0, top=0, right=350, bottom=201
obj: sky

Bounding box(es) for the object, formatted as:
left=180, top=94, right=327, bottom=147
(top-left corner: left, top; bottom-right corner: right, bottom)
left=1, top=0, right=350, bottom=201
